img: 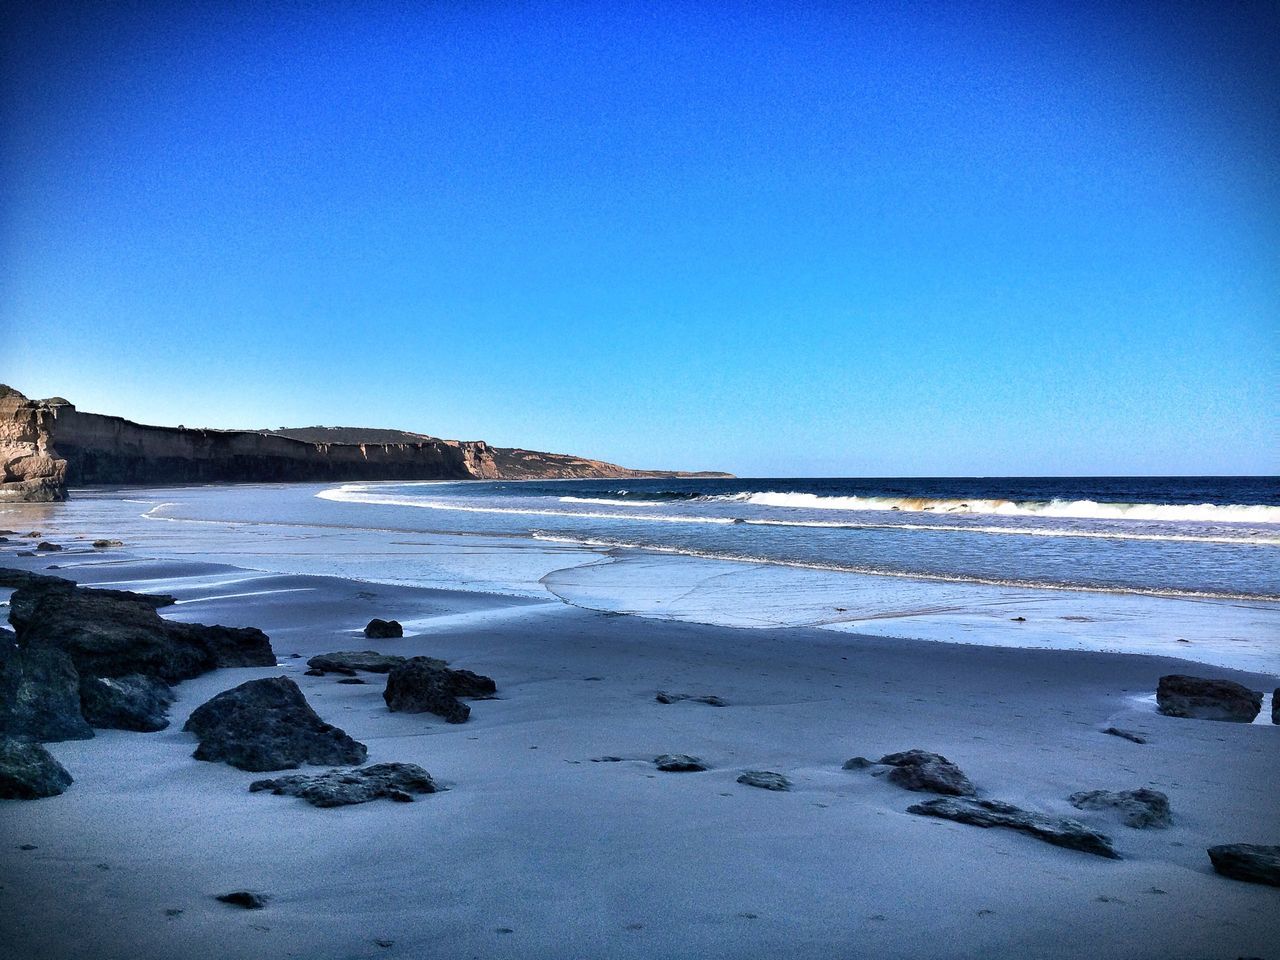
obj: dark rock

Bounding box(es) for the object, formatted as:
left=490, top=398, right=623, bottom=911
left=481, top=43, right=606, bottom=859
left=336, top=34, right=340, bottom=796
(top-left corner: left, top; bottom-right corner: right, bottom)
left=879, top=749, right=976, bottom=796
left=0, top=645, right=93, bottom=742
left=336, top=677, right=366, bottom=685
left=91, top=540, right=122, bottom=549
left=216, top=891, right=268, bottom=909
left=1274, top=689, right=1278, bottom=725
left=1206, top=844, right=1280, bottom=887
left=307, top=651, right=409, bottom=675
left=383, top=657, right=495, bottom=723
left=184, top=677, right=367, bottom=772
left=79, top=674, right=175, bottom=732
left=1156, top=674, right=1262, bottom=723
left=1102, top=727, right=1147, bottom=744
left=842, top=756, right=875, bottom=770
left=737, top=770, right=790, bottom=791
left=654, top=754, right=707, bottom=772
left=15, top=585, right=271, bottom=683
left=249, top=762, right=437, bottom=806
left=364, top=618, right=403, bottom=639
left=1068, top=788, right=1171, bottom=828
left=655, top=691, right=727, bottom=706
left=34, top=542, right=61, bottom=552
left=0, top=736, right=73, bottom=799
left=908, top=797, right=1120, bottom=859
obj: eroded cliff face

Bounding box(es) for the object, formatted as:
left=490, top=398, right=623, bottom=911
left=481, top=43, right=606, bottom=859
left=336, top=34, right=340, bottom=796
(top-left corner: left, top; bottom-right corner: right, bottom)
left=0, top=387, right=69, bottom=502
left=0, top=386, right=725, bottom=501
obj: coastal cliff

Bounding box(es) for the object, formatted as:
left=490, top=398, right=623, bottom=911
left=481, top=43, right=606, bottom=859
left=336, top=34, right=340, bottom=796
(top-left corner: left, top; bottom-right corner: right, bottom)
left=0, top=385, right=727, bottom=501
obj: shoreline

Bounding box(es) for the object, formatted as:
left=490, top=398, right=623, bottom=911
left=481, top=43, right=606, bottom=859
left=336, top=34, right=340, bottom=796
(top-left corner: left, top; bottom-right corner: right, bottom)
left=1, top=518, right=1278, bottom=959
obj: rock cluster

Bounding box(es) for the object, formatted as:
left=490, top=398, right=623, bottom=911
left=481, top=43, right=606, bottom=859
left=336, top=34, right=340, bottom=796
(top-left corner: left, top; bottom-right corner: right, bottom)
left=383, top=657, right=496, bottom=723
left=250, top=763, right=438, bottom=806
left=1156, top=674, right=1262, bottom=723
left=184, top=677, right=367, bottom=772
left=0, top=568, right=275, bottom=755
left=908, top=797, right=1120, bottom=859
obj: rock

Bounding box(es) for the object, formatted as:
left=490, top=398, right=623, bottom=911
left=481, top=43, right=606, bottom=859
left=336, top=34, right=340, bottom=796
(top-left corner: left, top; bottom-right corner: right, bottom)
left=184, top=677, right=367, bottom=772
left=91, top=539, right=122, bottom=549
left=1206, top=844, right=1280, bottom=887
left=383, top=657, right=496, bottom=723
left=79, top=674, right=175, bottom=732
left=842, top=756, right=875, bottom=770
left=336, top=677, right=366, bottom=685
left=249, top=762, right=437, bottom=806
left=1068, top=788, right=1171, bottom=828
left=908, top=797, right=1120, bottom=859
left=737, top=770, right=790, bottom=791
left=14, top=584, right=272, bottom=683
left=654, top=754, right=708, bottom=772
left=0, top=736, right=73, bottom=798
left=364, top=618, right=403, bottom=639
left=215, top=891, right=268, bottom=909
left=1102, top=727, right=1147, bottom=744
left=1156, top=674, right=1262, bottom=723
left=1274, top=689, right=1278, bottom=725
left=0, top=645, right=94, bottom=742
left=307, top=651, right=409, bottom=675
left=878, top=750, right=976, bottom=796
left=0, top=387, right=68, bottom=502
left=34, top=542, right=61, bottom=552
left=655, top=691, right=727, bottom=706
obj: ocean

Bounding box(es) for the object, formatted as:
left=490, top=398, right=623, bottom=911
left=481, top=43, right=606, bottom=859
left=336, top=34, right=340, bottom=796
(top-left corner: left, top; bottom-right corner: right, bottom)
left=312, top=476, right=1280, bottom=601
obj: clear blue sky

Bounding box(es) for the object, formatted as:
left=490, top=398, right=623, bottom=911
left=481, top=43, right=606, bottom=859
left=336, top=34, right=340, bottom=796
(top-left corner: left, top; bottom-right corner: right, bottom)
left=1, top=1, right=1276, bottom=476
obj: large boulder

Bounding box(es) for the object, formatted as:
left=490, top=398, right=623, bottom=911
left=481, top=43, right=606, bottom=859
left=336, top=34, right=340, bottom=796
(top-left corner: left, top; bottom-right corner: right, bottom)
left=383, top=657, right=496, bottom=723
left=184, top=677, right=367, bottom=772
left=14, top=585, right=272, bottom=683
left=364, top=618, right=403, bottom=639
left=1156, top=675, right=1262, bottom=723
left=249, top=763, right=437, bottom=807
left=307, top=651, right=409, bottom=675
left=79, top=674, right=175, bottom=732
left=0, top=736, right=73, bottom=798
left=1068, top=788, right=1171, bottom=829
left=879, top=749, right=977, bottom=796
left=0, top=644, right=93, bottom=742
left=0, top=386, right=68, bottom=502
left=1207, top=844, right=1280, bottom=887
left=908, top=797, right=1120, bottom=859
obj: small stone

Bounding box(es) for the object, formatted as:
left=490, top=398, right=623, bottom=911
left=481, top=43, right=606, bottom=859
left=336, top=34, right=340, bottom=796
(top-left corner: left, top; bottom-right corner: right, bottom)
left=878, top=749, right=976, bottom=796
left=34, top=542, right=62, bottom=552
left=1068, top=789, right=1171, bottom=829
left=655, top=691, right=727, bottom=706
left=364, top=619, right=403, bottom=639
left=1206, top=844, right=1280, bottom=887
left=842, top=756, right=875, bottom=770
left=216, top=891, right=268, bottom=909
left=1156, top=675, right=1262, bottom=723
left=1102, top=727, right=1146, bottom=744
left=737, top=770, right=791, bottom=791
left=308, top=651, right=408, bottom=675
left=654, top=754, right=708, bottom=772
left=336, top=678, right=366, bottom=685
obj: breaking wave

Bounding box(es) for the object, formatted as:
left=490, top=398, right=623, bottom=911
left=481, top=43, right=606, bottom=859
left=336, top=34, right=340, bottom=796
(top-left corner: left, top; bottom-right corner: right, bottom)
left=738, top=492, right=1280, bottom=524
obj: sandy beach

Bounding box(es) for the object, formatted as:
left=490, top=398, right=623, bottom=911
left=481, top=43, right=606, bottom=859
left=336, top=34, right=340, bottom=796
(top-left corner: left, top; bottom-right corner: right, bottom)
left=1, top=514, right=1276, bottom=960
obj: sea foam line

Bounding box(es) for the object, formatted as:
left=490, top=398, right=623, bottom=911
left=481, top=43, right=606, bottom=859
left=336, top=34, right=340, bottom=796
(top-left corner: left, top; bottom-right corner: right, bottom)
left=529, top=533, right=1280, bottom=603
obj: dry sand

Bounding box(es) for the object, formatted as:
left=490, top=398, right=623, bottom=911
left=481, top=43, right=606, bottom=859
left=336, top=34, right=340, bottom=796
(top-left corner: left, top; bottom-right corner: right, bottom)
left=1, top=549, right=1277, bottom=960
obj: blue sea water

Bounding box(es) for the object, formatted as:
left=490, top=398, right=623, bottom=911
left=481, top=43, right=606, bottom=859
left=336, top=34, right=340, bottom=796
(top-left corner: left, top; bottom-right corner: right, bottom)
left=299, top=476, right=1280, bottom=600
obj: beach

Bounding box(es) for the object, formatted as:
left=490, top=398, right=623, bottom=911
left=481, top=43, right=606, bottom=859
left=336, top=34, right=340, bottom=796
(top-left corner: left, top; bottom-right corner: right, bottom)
left=1, top=485, right=1277, bottom=959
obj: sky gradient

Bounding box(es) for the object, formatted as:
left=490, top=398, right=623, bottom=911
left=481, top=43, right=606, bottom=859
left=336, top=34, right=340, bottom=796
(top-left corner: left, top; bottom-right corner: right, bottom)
left=2, top=1, right=1276, bottom=476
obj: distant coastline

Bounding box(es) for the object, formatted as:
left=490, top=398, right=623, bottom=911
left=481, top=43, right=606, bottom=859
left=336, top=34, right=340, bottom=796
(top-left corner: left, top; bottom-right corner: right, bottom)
left=0, top=384, right=731, bottom=502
